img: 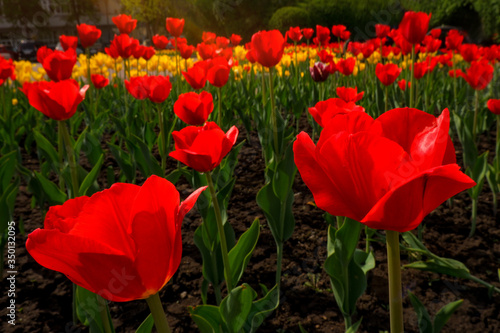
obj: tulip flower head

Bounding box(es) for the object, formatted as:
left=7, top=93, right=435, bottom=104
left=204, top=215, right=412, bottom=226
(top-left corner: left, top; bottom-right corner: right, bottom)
left=251, top=30, right=285, bottom=68
left=77, top=23, right=101, bottom=49
left=152, top=34, right=169, bottom=50
left=308, top=98, right=365, bottom=128
left=169, top=122, right=239, bottom=173
left=230, top=33, right=242, bottom=46
left=309, top=62, right=330, bottom=82
left=336, top=86, right=364, bottom=103
left=41, top=48, right=77, bottom=82
left=287, top=27, right=303, bottom=43
left=487, top=99, right=500, bottom=115
left=182, top=61, right=209, bottom=90
left=302, top=28, right=314, bottom=40
left=294, top=108, right=475, bottom=232
left=91, top=74, right=109, bottom=89
left=398, top=11, right=431, bottom=45
left=457, top=60, right=494, bottom=90
left=375, top=63, right=402, bottom=86
left=22, top=79, right=88, bottom=121
left=26, top=175, right=206, bottom=302
left=166, top=17, right=184, bottom=38
left=174, top=91, right=214, bottom=125
left=112, top=14, right=137, bottom=35
left=59, top=35, right=78, bottom=51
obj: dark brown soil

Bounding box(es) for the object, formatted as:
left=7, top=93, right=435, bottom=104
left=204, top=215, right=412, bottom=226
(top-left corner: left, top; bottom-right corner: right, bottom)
left=2, top=121, right=500, bottom=333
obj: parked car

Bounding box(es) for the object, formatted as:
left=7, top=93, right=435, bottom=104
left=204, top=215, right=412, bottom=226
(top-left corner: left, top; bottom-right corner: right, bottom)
left=0, top=44, right=18, bottom=60
left=17, top=40, right=37, bottom=61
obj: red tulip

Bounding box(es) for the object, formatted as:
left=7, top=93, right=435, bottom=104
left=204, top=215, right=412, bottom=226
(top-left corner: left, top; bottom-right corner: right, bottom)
left=294, top=108, right=475, bottom=232
left=197, top=42, right=216, bottom=60
left=412, top=61, right=429, bottom=80
left=422, top=35, right=442, bottom=53
left=302, top=28, right=314, bottom=40
left=375, top=63, right=402, bottom=86
left=336, top=57, right=356, bottom=76
left=202, top=31, right=217, bottom=44
left=59, top=35, right=78, bottom=51
left=445, top=30, right=463, bottom=51
left=26, top=175, right=206, bottom=302
left=398, top=11, right=431, bottom=45
left=230, top=34, right=242, bottom=46
left=142, top=75, right=172, bottom=103
left=287, top=27, right=303, bottom=42
left=142, top=46, right=156, bottom=60
left=398, top=79, right=410, bottom=91
left=36, top=46, right=53, bottom=64
left=110, top=34, right=140, bottom=59
left=315, top=25, right=330, bottom=45
left=207, top=57, right=230, bottom=88
left=251, top=30, right=285, bottom=68
left=22, top=80, right=88, bottom=120
left=460, top=44, right=480, bottom=63
left=309, top=62, right=330, bottom=82
left=393, top=33, right=412, bottom=55
left=375, top=24, right=391, bottom=39
left=132, top=45, right=146, bottom=59
left=77, top=23, right=101, bottom=49
left=169, top=122, right=239, bottom=173
left=457, top=60, right=494, bottom=90
left=216, top=36, right=230, bottom=49
left=174, top=91, right=214, bottom=125
left=487, top=99, right=500, bottom=115
left=429, top=28, right=441, bottom=39
left=152, top=34, right=169, bottom=50
left=105, top=44, right=120, bottom=59
left=0, top=57, right=16, bottom=81
left=42, top=47, right=78, bottom=82
left=125, top=77, right=148, bottom=100
left=182, top=61, right=208, bottom=90
left=308, top=98, right=364, bottom=128
left=336, top=86, right=364, bottom=103
left=166, top=17, right=184, bottom=38
left=91, top=74, right=109, bottom=89
left=112, top=14, right=137, bottom=35
left=331, top=25, right=350, bottom=40
left=178, top=43, right=195, bottom=59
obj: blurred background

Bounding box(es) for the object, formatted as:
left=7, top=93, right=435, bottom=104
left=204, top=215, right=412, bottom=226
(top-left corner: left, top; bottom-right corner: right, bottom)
left=0, top=0, right=499, bottom=60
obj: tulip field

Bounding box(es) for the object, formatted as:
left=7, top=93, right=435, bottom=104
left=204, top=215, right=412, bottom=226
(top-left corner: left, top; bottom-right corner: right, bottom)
left=2, top=11, right=500, bottom=333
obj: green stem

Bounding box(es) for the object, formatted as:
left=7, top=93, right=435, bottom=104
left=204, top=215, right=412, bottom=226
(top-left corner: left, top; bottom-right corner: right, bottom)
left=409, top=45, right=415, bottom=109
left=217, top=86, right=222, bottom=127
left=145, top=293, right=172, bottom=333
left=365, top=225, right=370, bottom=253
left=269, top=67, right=280, bottom=157
left=72, top=284, right=78, bottom=324
left=276, top=242, right=283, bottom=290
left=57, top=124, right=65, bottom=192
left=158, top=104, right=167, bottom=173
left=472, top=89, right=479, bottom=143
left=97, top=295, right=113, bottom=333
left=469, top=198, right=478, bottom=237
left=452, top=52, right=458, bottom=114
left=261, top=68, right=266, bottom=109
left=60, top=121, right=79, bottom=198
left=386, top=230, right=404, bottom=333
left=205, top=171, right=233, bottom=293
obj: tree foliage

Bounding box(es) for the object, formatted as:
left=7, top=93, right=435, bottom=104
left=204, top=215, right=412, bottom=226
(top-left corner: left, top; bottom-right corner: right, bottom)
left=401, top=0, right=500, bottom=42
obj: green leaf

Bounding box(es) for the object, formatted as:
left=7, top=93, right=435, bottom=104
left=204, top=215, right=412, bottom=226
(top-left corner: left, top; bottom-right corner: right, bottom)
left=408, top=292, right=433, bottom=333
left=126, top=134, right=163, bottom=178
left=82, top=131, right=104, bottom=166
left=247, top=284, right=280, bottom=333
left=135, top=314, right=154, bottom=333
left=0, top=150, right=17, bottom=190
left=220, top=284, right=256, bottom=333
left=189, top=305, right=225, bottom=333
left=79, top=154, right=104, bottom=196
left=228, top=218, right=260, bottom=286
left=108, top=143, right=136, bottom=182
left=75, top=286, right=115, bottom=333
left=33, top=130, right=59, bottom=171
left=433, top=299, right=463, bottom=333
left=466, top=151, right=489, bottom=199
left=33, top=172, right=66, bottom=205
left=346, top=318, right=362, bottom=333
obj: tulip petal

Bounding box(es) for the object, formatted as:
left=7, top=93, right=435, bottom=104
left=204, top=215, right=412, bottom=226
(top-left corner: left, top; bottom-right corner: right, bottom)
left=128, top=176, right=179, bottom=294
left=294, top=132, right=359, bottom=219
left=70, top=182, right=139, bottom=258
left=362, top=164, right=476, bottom=232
